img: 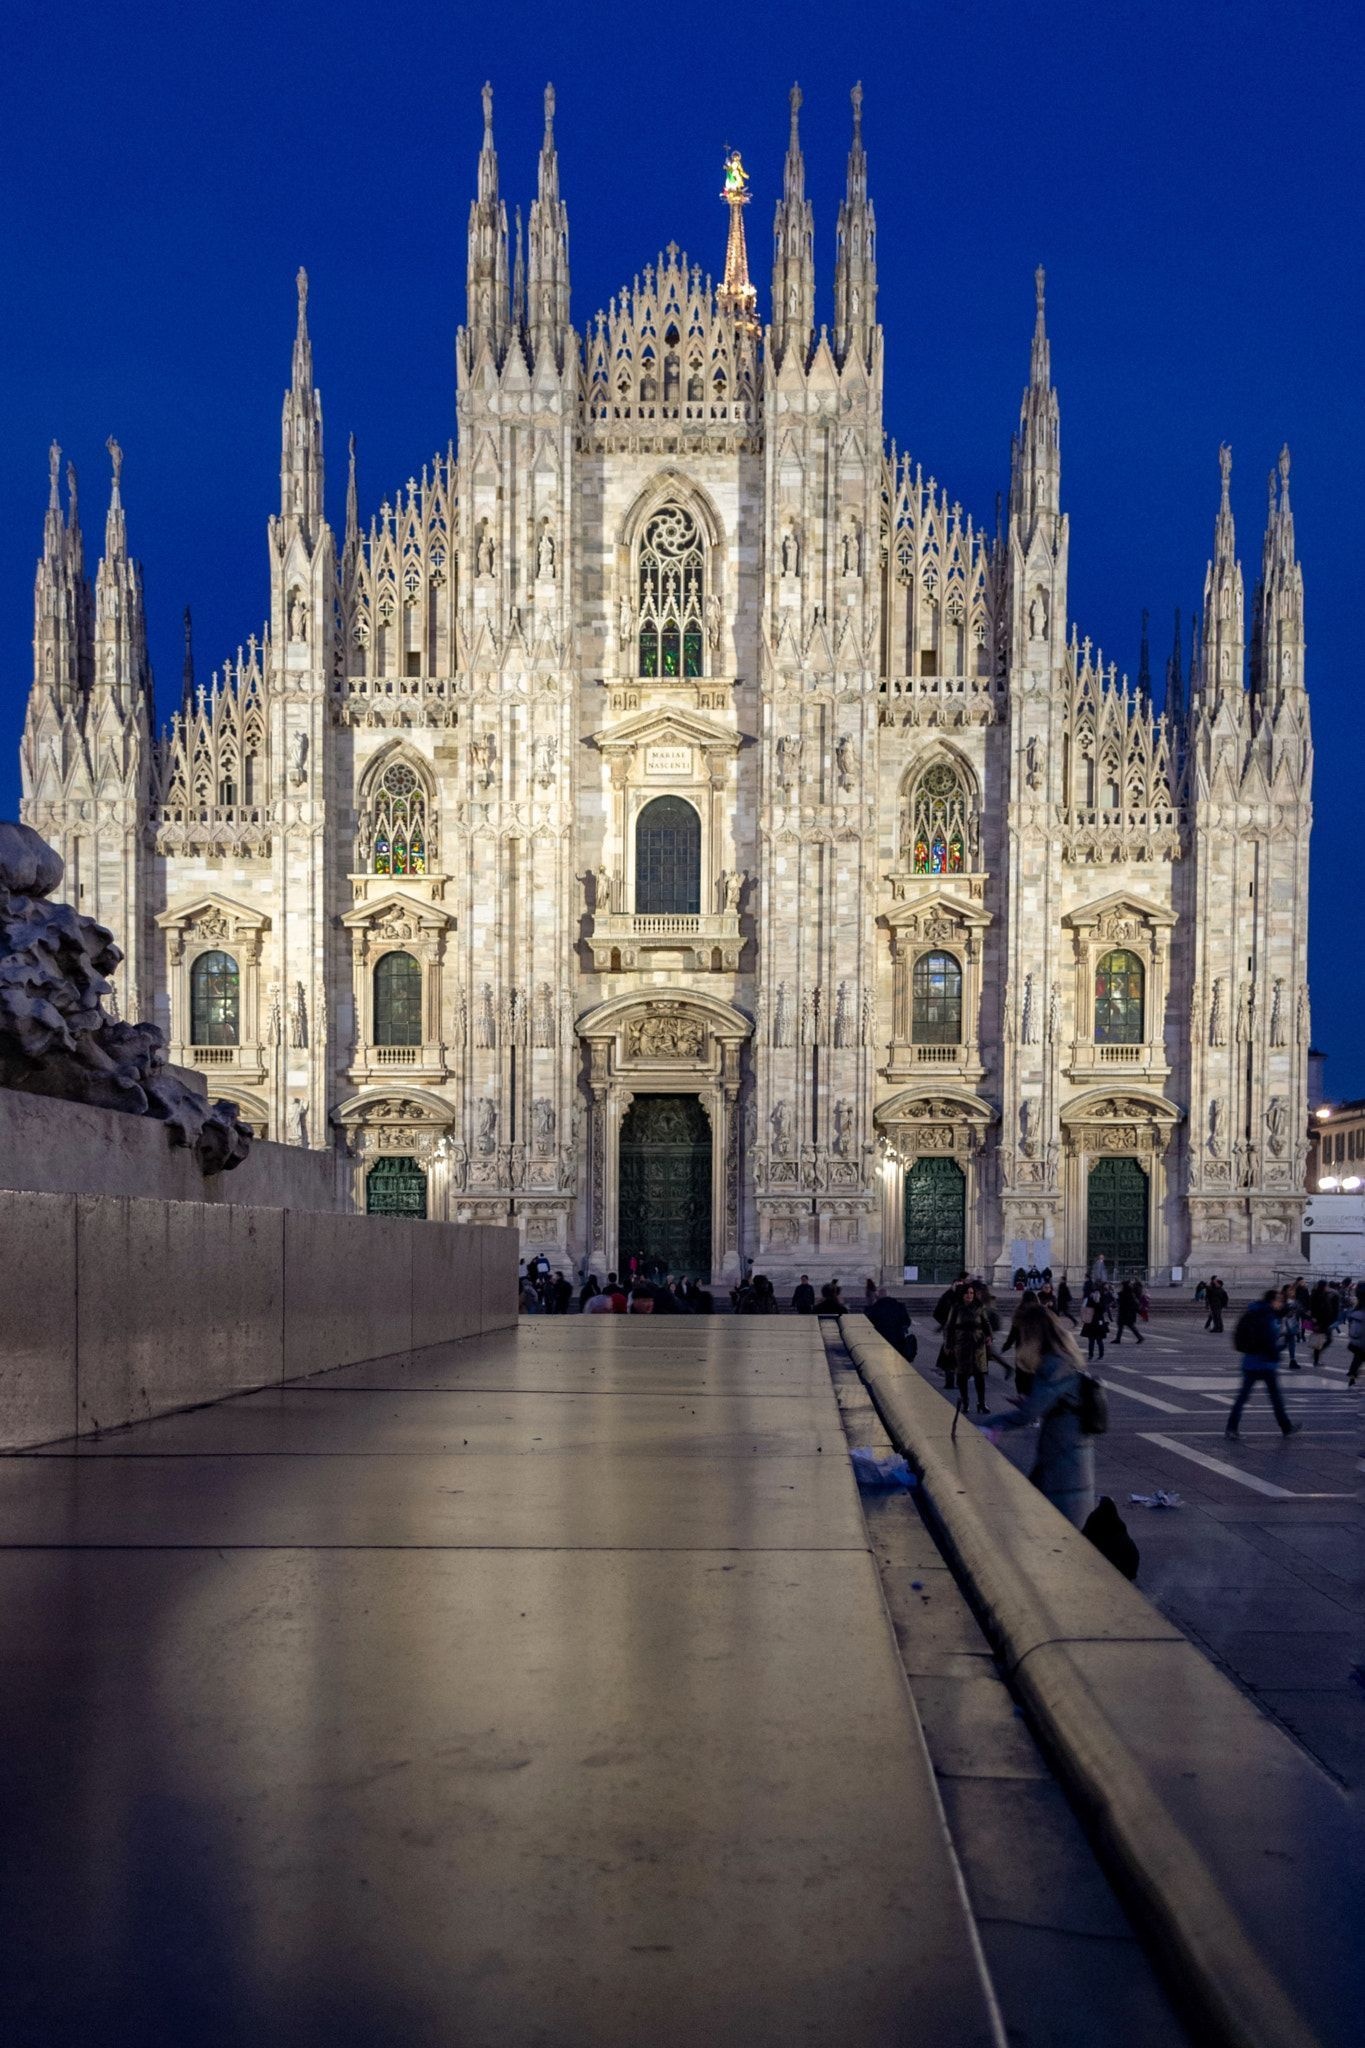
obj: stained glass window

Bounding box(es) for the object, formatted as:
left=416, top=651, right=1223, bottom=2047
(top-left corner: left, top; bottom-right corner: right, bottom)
left=373, top=951, right=423, bottom=1047
left=369, top=760, right=428, bottom=877
left=635, top=795, right=701, bottom=914
left=190, top=950, right=239, bottom=1047
left=638, top=506, right=705, bottom=679
left=912, top=951, right=963, bottom=1045
left=1094, top=949, right=1144, bottom=1045
left=907, top=761, right=969, bottom=875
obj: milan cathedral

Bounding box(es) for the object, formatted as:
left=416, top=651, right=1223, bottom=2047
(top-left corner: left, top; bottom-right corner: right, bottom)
left=18, top=83, right=1312, bottom=1284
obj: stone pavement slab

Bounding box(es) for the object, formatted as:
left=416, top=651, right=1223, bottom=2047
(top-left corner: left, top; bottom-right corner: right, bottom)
left=0, top=1318, right=1001, bottom=2048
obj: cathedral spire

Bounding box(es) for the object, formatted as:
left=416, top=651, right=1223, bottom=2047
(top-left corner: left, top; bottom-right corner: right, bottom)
left=1165, top=606, right=1185, bottom=731
left=718, top=148, right=759, bottom=333
left=31, top=444, right=92, bottom=713
left=833, top=83, right=877, bottom=368
left=1136, top=606, right=1151, bottom=704
left=344, top=432, right=359, bottom=563
left=1010, top=267, right=1061, bottom=533
left=1252, top=442, right=1304, bottom=707
left=280, top=267, right=325, bottom=545
left=512, top=205, right=526, bottom=339
left=1200, top=443, right=1245, bottom=703
left=182, top=605, right=195, bottom=705
left=103, top=435, right=126, bottom=561
left=464, top=81, right=511, bottom=367
left=770, top=83, right=814, bottom=370
left=527, top=82, right=571, bottom=368
left=93, top=436, right=151, bottom=718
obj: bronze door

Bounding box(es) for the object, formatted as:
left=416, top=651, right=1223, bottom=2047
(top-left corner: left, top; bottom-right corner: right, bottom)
left=1086, top=1157, right=1149, bottom=1275
left=618, top=1094, right=712, bottom=1280
left=904, top=1156, right=966, bottom=1283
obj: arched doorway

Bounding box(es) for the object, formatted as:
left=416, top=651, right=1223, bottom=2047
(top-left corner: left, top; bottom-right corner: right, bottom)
left=1087, top=1157, right=1148, bottom=1274
left=366, top=1155, right=428, bottom=1219
left=904, top=1157, right=965, bottom=1282
left=619, top=1094, right=711, bottom=1280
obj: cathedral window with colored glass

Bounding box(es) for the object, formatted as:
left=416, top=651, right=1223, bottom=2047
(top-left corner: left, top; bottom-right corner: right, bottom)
left=907, top=761, right=968, bottom=875
left=637, top=507, right=704, bottom=679
left=1093, top=949, right=1144, bottom=1044
left=369, top=761, right=428, bottom=877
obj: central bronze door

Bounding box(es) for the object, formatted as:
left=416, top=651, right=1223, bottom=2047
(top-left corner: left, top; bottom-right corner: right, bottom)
left=618, top=1093, right=712, bottom=1280
left=903, top=1156, right=966, bottom=1283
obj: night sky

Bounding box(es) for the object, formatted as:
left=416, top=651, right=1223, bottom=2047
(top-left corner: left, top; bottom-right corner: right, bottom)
left=2, top=0, right=1361, bottom=1092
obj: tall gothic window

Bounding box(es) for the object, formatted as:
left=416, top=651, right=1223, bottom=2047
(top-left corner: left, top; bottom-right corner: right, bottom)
left=370, top=761, right=428, bottom=877
left=907, top=761, right=969, bottom=875
left=638, top=506, right=704, bottom=679
left=190, top=951, right=240, bottom=1047
left=373, top=951, right=423, bottom=1047
left=912, top=952, right=963, bottom=1045
left=635, top=795, right=701, bottom=915
left=1094, top=949, right=1144, bottom=1045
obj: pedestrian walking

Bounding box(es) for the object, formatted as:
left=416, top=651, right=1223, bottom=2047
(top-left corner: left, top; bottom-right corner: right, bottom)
left=1001, top=1292, right=1053, bottom=1399
left=1203, top=1276, right=1228, bottom=1333
left=1114, top=1280, right=1145, bottom=1345
left=1080, top=1294, right=1110, bottom=1362
left=1309, top=1280, right=1340, bottom=1364
left=1281, top=1289, right=1302, bottom=1367
left=979, top=1306, right=1097, bottom=1528
left=1225, top=1289, right=1298, bottom=1438
left=1345, top=1284, right=1365, bottom=1386
left=944, top=1283, right=1006, bottom=1414
left=1056, top=1274, right=1076, bottom=1324
left=791, top=1274, right=816, bottom=1314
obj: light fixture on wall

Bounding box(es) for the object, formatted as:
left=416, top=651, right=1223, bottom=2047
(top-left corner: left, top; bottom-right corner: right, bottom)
left=1318, top=1175, right=1339, bottom=1191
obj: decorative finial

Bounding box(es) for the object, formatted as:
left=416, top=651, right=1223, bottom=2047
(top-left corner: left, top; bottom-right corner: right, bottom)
left=722, top=149, right=749, bottom=200
left=1035, top=264, right=1046, bottom=316
left=1279, top=442, right=1291, bottom=487
left=544, top=81, right=555, bottom=136
left=66, top=461, right=78, bottom=518
left=48, top=440, right=61, bottom=508
left=481, top=80, right=493, bottom=136
left=851, top=80, right=863, bottom=136
left=789, top=81, right=802, bottom=134
left=296, top=266, right=308, bottom=313
left=106, top=435, right=122, bottom=485
left=1219, top=441, right=1232, bottom=500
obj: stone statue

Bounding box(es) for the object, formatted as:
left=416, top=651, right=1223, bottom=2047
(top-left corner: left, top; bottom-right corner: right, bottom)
left=617, top=593, right=633, bottom=643
left=290, top=730, right=309, bottom=787
left=835, top=735, right=855, bottom=792
left=1269, top=979, right=1286, bottom=1047
left=833, top=1099, right=854, bottom=1156
left=1209, top=979, right=1227, bottom=1047
left=706, top=593, right=722, bottom=649
left=1265, top=1096, right=1289, bottom=1157
left=723, top=869, right=744, bottom=914
left=0, top=820, right=251, bottom=1175
left=1237, top=982, right=1255, bottom=1042
left=776, top=735, right=801, bottom=792
left=532, top=1098, right=556, bottom=1153
left=536, top=525, right=556, bottom=580
left=770, top=1099, right=791, bottom=1156
left=780, top=526, right=798, bottom=577
left=477, top=1097, right=498, bottom=1155
left=1208, top=1097, right=1224, bottom=1157
left=1020, top=974, right=1037, bottom=1044
left=1019, top=1098, right=1038, bottom=1159
left=289, top=1099, right=308, bottom=1147
left=595, top=866, right=613, bottom=913
left=1047, top=982, right=1060, bottom=1042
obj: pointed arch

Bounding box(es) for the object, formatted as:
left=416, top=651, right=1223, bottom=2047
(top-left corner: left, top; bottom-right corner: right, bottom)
left=357, top=742, right=437, bottom=876
left=899, top=744, right=979, bottom=875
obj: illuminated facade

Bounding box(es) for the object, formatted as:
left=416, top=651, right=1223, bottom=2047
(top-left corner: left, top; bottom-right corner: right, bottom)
left=18, top=84, right=1313, bottom=1283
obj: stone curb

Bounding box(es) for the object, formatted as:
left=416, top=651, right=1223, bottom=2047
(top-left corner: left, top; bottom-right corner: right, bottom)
left=840, top=1318, right=1359, bottom=2048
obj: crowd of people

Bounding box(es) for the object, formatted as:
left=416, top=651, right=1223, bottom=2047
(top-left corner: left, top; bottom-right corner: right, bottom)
left=519, top=1256, right=715, bottom=1315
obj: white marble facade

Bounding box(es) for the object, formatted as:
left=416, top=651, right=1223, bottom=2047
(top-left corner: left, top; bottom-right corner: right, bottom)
left=18, top=84, right=1313, bottom=1285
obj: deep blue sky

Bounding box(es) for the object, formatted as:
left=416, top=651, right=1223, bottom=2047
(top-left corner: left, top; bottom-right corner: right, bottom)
left=2, top=1, right=1361, bottom=1092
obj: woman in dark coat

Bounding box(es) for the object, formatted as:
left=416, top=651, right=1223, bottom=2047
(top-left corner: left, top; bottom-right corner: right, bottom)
left=981, top=1307, right=1095, bottom=1528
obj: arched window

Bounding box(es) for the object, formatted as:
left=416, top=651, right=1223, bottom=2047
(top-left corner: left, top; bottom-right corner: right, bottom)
left=638, top=506, right=704, bottom=679
left=907, top=761, right=969, bottom=875
left=190, top=951, right=239, bottom=1047
left=1094, top=949, right=1144, bottom=1045
left=373, top=951, right=423, bottom=1047
left=912, top=951, right=963, bottom=1045
left=369, top=760, right=428, bottom=877
left=635, top=795, right=701, bottom=915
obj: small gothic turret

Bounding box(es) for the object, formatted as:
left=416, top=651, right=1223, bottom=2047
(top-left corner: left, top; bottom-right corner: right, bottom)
left=1251, top=444, right=1304, bottom=708
left=343, top=432, right=359, bottom=571
left=280, top=268, right=324, bottom=545
left=464, top=81, right=511, bottom=368
left=770, top=83, right=814, bottom=370
left=1164, top=606, right=1185, bottom=733
left=31, top=442, right=92, bottom=713
left=92, top=436, right=152, bottom=718
left=833, top=83, right=876, bottom=369
left=1200, top=443, right=1245, bottom=702
left=527, top=83, right=571, bottom=369
left=1010, top=267, right=1061, bottom=536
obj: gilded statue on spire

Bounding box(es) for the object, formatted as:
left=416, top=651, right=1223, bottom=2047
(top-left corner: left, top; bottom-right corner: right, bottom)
left=718, top=147, right=759, bottom=334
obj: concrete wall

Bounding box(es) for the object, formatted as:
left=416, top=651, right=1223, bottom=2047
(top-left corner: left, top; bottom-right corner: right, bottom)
left=0, top=1089, right=344, bottom=1211
left=0, top=1190, right=518, bottom=1450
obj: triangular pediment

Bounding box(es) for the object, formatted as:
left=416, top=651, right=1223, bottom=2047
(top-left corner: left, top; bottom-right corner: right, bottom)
left=1062, top=888, right=1176, bottom=931
left=593, top=704, right=740, bottom=754
left=156, top=891, right=270, bottom=934
left=884, top=888, right=992, bottom=932
left=341, top=888, right=456, bottom=931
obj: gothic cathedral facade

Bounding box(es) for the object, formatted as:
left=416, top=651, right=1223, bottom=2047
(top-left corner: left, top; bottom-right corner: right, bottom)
left=18, top=85, right=1313, bottom=1285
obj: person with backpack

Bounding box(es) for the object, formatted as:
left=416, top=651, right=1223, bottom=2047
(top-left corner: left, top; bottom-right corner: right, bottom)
left=1226, top=1288, right=1298, bottom=1439
left=979, top=1304, right=1099, bottom=1528
left=866, top=1287, right=918, bottom=1363
left=1345, top=1283, right=1365, bottom=1386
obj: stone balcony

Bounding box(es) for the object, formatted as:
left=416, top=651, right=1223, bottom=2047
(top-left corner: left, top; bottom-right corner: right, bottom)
left=588, top=910, right=743, bottom=973
left=188, top=1042, right=268, bottom=1083
left=882, top=1041, right=987, bottom=1084
left=1066, top=1039, right=1170, bottom=1083
left=347, top=1042, right=448, bottom=1084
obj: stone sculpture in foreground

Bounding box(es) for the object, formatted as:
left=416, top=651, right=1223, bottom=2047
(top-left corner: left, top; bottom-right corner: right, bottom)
left=0, top=820, right=250, bottom=1174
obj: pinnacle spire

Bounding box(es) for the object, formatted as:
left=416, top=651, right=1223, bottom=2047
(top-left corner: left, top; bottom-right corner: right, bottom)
left=770, top=82, right=814, bottom=368
left=1200, top=443, right=1244, bottom=701
left=1031, top=265, right=1050, bottom=387
left=527, top=80, right=571, bottom=368
left=182, top=606, right=195, bottom=702
left=93, top=435, right=150, bottom=717
left=1165, top=606, right=1185, bottom=730
left=833, top=82, right=877, bottom=368
left=1010, top=266, right=1061, bottom=533
left=344, top=432, right=359, bottom=559
left=718, top=148, right=759, bottom=332
left=103, top=436, right=126, bottom=558
left=1252, top=441, right=1304, bottom=705
left=464, top=81, right=511, bottom=366
left=32, top=442, right=92, bottom=712
left=1136, top=605, right=1151, bottom=701
left=280, top=268, right=324, bottom=542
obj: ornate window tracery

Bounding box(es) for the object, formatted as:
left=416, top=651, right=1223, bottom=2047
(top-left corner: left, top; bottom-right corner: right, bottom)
left=1094, top=949, right=1144, bottom=1044
left=912, top=952, right=963, bottom=1045
left=906, top=761, right=970, bottom=875
left=190, top=951, right=240, bottom=1046
left=367, top=760, right=428, bottom=877
left=638, top=506, right=705, bottom=679
left=373, top=951, right=423, bottom=1047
